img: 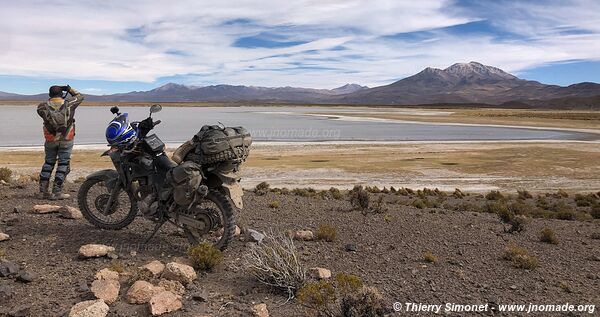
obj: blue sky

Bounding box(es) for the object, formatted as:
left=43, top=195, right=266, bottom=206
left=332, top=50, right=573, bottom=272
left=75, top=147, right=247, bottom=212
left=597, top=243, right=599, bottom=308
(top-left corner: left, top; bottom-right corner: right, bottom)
left=1, top=0, right=600, bottom=94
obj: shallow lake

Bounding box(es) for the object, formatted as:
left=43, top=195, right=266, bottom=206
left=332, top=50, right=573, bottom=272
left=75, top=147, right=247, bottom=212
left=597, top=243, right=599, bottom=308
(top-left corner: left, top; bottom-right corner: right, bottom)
left=0, top=105, right=594, bottom=146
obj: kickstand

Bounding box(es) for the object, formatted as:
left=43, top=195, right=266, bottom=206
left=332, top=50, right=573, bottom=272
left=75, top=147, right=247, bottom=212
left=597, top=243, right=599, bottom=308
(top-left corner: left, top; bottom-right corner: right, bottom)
left=144, top=220, right=166, bottom=245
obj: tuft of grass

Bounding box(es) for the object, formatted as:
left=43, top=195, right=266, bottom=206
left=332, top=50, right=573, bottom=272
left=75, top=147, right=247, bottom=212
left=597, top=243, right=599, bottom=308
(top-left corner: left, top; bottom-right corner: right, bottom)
left=188, top=241, right=223, bottom=272
left=486, top=190, right=505, bottom=201
left=269, top=200, right=280, bottom=209
left=383, top=214, right=393, bottom=223
left=503, top=243, right=539, bottom=269
left=0, top=248, right=5, bottom=258
left=0, top=167, right=12, bottom=183
left=316, top=224, right=337, bottom=242
left=292, top=187, right=318, bottom=198
left=108, top=260, right=125, bottom=273
left=452, top=188, right=466, bottom=198
left=423, top=251, right=438, bottom=263
left=539, top=228, right=559, bottom=245
left=411, top=198, right=429, bottom=209
left=254, top=181, right=270, bottom=196
left=558, top=281, right=573, bottom=293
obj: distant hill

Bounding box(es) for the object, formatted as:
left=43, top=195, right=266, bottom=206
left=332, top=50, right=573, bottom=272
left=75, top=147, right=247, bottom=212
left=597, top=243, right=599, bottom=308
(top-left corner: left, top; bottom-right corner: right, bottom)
left=1, top=62, right=599, bottom=108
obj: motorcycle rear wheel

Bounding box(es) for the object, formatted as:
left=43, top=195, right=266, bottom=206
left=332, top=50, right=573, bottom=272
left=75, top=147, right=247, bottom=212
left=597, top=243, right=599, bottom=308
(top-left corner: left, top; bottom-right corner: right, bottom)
left=78, top=178, right=138, bottom=230
left=184, top=190, right=236, bottom=251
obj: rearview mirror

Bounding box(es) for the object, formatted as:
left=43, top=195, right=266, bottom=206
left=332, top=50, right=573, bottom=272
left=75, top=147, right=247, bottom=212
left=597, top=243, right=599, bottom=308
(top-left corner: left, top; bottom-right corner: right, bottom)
left=110, top=106, right=120, bottom=114
left=150, top=104, right=162, bottom=114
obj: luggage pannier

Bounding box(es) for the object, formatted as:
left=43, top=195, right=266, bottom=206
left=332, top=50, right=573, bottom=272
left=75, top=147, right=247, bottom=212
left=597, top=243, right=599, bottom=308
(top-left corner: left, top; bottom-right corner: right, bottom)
left=166, top=161, right=203, bottom=206
left=172, top=125, right=252, bottom=166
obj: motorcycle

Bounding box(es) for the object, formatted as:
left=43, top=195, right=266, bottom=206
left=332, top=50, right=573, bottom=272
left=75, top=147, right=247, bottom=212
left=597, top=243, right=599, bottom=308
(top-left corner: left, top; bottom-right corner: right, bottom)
left=77, top=104, right=243, bottom=250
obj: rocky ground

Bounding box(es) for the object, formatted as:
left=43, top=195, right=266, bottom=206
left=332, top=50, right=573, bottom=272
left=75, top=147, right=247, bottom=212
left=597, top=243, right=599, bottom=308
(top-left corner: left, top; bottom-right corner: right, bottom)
left=0, top=181, right=599, bottom=316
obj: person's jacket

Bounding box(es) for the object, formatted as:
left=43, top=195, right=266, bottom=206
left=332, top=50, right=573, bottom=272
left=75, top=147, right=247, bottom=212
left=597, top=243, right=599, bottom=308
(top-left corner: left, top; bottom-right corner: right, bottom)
left=37, top=88, right=84, bottom=142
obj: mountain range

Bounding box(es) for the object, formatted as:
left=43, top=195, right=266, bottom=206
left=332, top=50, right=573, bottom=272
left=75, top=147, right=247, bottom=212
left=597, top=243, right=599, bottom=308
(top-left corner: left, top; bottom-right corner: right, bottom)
left=2, top=62, right=600, bottom=108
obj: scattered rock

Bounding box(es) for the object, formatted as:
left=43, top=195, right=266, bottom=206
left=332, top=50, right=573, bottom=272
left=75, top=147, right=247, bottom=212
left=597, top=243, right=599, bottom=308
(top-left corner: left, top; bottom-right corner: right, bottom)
left=32, top=204, right=61, bottom=214
left=126, top=280, right=165, bottom=304
left=16, top=270, right=39, bottom=283
left=308, top=267, right=332, bottom=279
left=0, top=180, right=7, bottom=186
left=78, top=244, right=115, bottom=258
left=158, top=279, right=185, bottom=296
left=0, top=232, right=9, bottom=242
left=59, top=206, right=83, bottom=219
left=162, top=262, right=197, bottom=285
left=251, top=303, right=269, bottom=317
left=94, top=268, right=119, bottom=281
left=91, top=279, right=120, bottom=304
left=140, top=260, right=165, bottom=278
left=0, top=260, right=20, bottom=277
left=76, top=281, right=90, bottom=293
left=294, top=230, right=314, bottom=241
left=234, top=225, right=242, bottom=236
left=68, top=299, right=109, bottom=317
left=12, top=206, right=21, bottom=214
left=246, top=229, right=265, bottom=243
left=190, top=288, right=209, bottom=302
left=345, top=244, right=358, bottom=252
left=149, top=291, right=182, bottom=316
left=8, top=304, right=30, bottom=317
left=106, top=251, right=119, bottom=259
left=0, top=283, right=14, bottom=301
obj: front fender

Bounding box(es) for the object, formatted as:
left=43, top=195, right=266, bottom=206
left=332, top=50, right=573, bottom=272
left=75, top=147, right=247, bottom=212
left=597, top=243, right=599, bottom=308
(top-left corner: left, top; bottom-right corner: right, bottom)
left=86, top=169, right=119, bottom=181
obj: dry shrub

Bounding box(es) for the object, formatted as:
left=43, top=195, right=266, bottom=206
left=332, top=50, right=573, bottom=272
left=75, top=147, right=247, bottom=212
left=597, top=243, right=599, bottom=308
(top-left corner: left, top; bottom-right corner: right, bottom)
left=269, top=201, right=280, bottom=209
left=574, top=193, right=597, bottom=207
left=0, top=248, right=5, bottom=258
left=316, top=224, right=337, bottom=242
left=293, top=187, right=318, bottom=198
left=369, top=196, right=387, bottom=214
left=591, top=205, right=600, bottom=219
left=540, top=228, right=559, bottom=245
left=423, top=251, right=438, bottom=263
left=188, top=241, right=223, bottom=272
left=365, top=186, right=381, bottom=193
left=0, top=167, right=12, bottom=183
left=254, top=181, right=270, bottom=196
left=297, top=280, right=337, bottom=311
left=238, top=230, right=306, bottom=297
left=340, top=286, right=386, bottom=317
left=536, top=196, right=550, bottom=210
left=558, top=281, right=573, bottom=293
left=503, top=243, right=538, bottom=269
left=411, top=198, right=428, bottom=209
left=335, top=273, right=363, bottom=295
left=486, top=190, right=505, bottom=201
left=452, top=188, right=466, bottom=198
left=349, top=185, right=370, bottom=211
left=329, top=187, right=343, bottom=200
left=517, top=189, right=533, bottom=200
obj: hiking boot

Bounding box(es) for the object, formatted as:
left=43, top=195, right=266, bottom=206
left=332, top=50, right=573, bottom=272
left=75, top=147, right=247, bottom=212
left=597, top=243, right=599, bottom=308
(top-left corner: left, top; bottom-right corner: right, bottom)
left=37, top=180, right=50, bottom=199
left=49, top=192, right=71, bottom=200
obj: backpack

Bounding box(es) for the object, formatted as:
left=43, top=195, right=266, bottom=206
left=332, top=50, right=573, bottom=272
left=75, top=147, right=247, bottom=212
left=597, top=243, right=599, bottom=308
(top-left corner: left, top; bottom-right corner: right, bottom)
left=43, top=101, right=71, bottom=133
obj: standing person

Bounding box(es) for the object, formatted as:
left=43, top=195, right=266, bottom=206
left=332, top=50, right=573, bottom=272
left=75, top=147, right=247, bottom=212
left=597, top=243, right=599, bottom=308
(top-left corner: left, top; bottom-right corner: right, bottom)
left=36, top=85, right=84, bottom=200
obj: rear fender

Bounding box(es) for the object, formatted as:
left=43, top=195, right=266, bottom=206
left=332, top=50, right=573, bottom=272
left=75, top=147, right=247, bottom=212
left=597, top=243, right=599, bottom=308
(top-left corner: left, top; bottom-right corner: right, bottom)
left=212, top=171, right=243, bottom=209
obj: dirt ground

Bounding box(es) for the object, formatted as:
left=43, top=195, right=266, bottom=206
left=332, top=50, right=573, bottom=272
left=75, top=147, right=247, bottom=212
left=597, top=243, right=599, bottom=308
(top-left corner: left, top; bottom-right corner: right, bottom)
left=0, top=182, right=598, bottom=316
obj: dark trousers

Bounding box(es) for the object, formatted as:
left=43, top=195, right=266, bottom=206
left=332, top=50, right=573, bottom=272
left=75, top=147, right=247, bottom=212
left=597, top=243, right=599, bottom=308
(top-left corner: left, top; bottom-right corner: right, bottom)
left=40, top=140, right=73, bottom=193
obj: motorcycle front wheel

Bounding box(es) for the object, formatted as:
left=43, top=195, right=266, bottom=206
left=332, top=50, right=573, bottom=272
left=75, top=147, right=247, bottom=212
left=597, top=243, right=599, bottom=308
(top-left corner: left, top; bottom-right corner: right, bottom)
left=77, top=178, right=138, bottom=230
left=183, top=190, right=236, bottom=251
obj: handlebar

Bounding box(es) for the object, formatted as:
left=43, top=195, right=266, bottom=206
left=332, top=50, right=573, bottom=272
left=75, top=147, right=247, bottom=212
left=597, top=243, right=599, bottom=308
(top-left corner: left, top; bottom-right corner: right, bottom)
left=153, top=120, right=161, bottom=127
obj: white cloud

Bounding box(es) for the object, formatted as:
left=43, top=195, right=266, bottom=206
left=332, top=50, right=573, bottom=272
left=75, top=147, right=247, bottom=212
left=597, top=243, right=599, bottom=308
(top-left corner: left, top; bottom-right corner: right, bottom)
left=0, top=0, right=599, bottom=90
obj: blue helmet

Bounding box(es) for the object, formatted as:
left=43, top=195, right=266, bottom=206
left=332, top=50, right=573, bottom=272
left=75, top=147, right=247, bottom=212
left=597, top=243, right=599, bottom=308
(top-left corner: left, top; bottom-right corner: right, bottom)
left=106, top=113, right=137, bottom=146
